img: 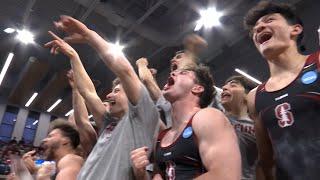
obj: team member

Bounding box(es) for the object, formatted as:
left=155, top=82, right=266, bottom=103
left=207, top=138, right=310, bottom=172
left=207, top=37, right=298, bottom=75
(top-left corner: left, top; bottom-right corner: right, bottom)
left=131, top=65, right=241, bottom=179
left=244, top=1, right=320, bottom=179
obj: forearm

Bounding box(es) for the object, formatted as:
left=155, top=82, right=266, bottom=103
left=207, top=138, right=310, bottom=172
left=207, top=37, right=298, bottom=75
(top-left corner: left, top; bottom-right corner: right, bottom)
left=69, top=54, right=97, bottom=97
left=85, top=30, right=141, bottom=104
left=137, top=64, right=161, bottom=101
left=134, top=170, right=150, bottom=180
left=86, top=30, right=132, bottom=78
left=72, top=89, right=97, bottom=154
left=69, top=55, right=106, bottom=128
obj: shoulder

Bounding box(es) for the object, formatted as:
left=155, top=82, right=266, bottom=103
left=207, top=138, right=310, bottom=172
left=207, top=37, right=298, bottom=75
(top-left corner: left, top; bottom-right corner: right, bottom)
left=247, top=87, right=258, bottom=119
left=57, top=154, right=83, bottom=170
left=192, top=107, right=231, bottom=134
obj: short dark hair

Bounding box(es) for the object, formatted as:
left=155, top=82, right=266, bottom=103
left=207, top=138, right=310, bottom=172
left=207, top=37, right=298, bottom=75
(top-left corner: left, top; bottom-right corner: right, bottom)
left=186, top=65, right=216, bottom=108
left=244, top=1, right=304, bottom=49
left=50, top=119, right=80, bottom=149
left=225, top=75, right=256, bottom=94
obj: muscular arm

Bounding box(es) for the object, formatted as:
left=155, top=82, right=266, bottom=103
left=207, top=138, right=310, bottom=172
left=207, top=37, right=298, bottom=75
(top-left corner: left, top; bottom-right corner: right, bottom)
left=69, top=54, right=106, bottom=130
left=247, top=88, right=275, bottom=180
left=136, top=58, right=162, bottom=101
left=55, top=155, right=83, bottom=180
left=193, top=108, right=241, bottom=180
left=84, top=30, right=142, bottom=105
left=72, top=88, right=97, bottom=156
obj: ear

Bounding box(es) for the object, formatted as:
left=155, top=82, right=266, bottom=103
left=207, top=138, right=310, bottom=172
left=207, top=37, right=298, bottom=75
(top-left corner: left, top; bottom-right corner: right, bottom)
left=191, top=84, right=204, bottom=95
left=61, top=137, right=69, bottom=146
left=291, top=24, right=303, bottom=38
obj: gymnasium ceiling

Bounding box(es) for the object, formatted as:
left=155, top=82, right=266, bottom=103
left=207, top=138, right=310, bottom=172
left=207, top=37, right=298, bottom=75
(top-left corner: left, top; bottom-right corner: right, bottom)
left=0, top=0, right=319, bottom=117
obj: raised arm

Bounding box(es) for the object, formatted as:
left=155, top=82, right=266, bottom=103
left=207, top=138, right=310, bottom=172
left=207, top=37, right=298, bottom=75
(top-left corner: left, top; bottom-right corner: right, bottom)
left=136, top=58, right=162, bottom=101
left=247, top=88, right=275, bottom=180
left=193, top=108, right=241, bottom=180
left=67, top=70, right=97, bottom=156
left=54, top=16, right=142, bottom=105
left=45, top=31, right=106, bottom=130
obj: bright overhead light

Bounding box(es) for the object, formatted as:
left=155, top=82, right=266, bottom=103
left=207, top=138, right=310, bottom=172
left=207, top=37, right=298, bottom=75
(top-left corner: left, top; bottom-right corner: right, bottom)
left=16, top=29, right=34, bottom=44
left=235, top=68, right=262, bottom=85
left=195, top=7, right=223, bottom=31
left=25, top=92, right=38, bottom=107
left=0, top=53, right=14, bottom=86
left=110, top=41, right=125, bottom=54
left=4, top=28, right=16, bottom=34
left=32, top=120, right=39, bottom=125
left=47, top=99, right=62, bottom=112
left=88, top=114, right=93, bottom=119
left=65, top=109, right=74, bottom=117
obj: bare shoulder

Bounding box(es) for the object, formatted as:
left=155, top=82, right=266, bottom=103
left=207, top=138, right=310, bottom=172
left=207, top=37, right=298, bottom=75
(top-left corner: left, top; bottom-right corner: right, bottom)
left=57, top=154, right=83, bottom=170
left=192, top=107, right=230, bottom=134
left=247, top=87, right=258, bottom=119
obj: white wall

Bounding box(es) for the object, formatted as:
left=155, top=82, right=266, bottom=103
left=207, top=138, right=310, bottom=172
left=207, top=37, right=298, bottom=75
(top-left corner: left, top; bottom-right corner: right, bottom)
left=11, top=108, right=29, bottom=140
left=0, top=104, right=6, bottom=124
left=33, top=113, right=51, bottom=146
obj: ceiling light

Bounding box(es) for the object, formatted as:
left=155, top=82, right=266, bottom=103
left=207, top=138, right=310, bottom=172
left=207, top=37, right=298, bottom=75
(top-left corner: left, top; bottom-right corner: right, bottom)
left=110, top=41, right=125, bottom=54
left=235, top=68, right=262, bottom=85
left=25, top=92, right=38, bottom=107
left=16, top=29, right=34, bottom=44
left=0, top=53, right=14, bottom=86
left=65, top=109, right=74, bottom=117
left=47, top=99, right=62, bottom=112
left=195, top=7, right=223, bottom=31
left=4, top=28, right=16, bottom=34
left=32, top=120, right=38, bottom=125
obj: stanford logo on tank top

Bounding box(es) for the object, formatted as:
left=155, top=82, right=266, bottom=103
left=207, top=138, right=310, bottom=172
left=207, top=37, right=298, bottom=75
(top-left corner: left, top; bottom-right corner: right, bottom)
left=274, top=102, right=294, bottom=128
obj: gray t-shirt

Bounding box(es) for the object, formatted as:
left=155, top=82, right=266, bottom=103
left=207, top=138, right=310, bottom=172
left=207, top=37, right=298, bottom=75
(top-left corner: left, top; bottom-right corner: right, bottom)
left=228, top=116, right=258, bottom=180
left=156, top=95, right=172, bottom=128
left=77, top=85, right=159, bottom=180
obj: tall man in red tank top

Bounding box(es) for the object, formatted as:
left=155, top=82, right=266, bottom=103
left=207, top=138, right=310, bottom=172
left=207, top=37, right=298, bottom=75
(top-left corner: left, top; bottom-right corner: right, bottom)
left=244, top=1, right=320, bottom=179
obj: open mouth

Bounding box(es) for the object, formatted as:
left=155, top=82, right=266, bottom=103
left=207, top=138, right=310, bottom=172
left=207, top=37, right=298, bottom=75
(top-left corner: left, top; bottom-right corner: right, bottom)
left=171, top=62, right=178, bottom=71
left=221, top=92, right=231, bottom=99
left=105, top=99, right=116, bottom=105
left=167, top=77, right=175, bottom=86
left=257, top=32, right=272, bottom=45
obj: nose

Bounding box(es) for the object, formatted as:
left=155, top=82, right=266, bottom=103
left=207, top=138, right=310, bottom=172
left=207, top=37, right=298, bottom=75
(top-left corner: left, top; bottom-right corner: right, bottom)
left=254, top=23, right=266, bottom=34
left=170, top=71, right=177, bottom=77
left=222, top=84, right=228, bottom=91
left=41, top=138, right=47, bottom=144
left=106, top=92, right=113, bottom=100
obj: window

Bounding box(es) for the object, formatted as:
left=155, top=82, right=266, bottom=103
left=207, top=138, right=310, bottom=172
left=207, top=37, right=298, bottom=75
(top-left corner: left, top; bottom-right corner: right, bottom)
left=22, top=111, right=40, bottom=144
left=0, top=106, right=19, bottom=142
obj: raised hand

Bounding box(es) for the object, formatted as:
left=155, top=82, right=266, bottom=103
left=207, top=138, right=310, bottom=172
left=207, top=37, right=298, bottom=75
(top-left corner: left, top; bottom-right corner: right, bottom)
left=136, top=57, right=149, bottom=67
left=22, top=150, right=38, bottom=174
left=183, top=34, right=208, bottom=56
left=130, top=146, right=149, bottom=179
left=66, top=70, right=75, bottom=89
left=44, top=31, right=78, bottom=58
left=54, top=15, right=91, bottom=44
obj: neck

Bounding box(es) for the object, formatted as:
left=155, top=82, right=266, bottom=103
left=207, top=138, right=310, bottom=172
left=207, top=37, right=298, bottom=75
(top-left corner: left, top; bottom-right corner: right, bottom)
left=170, top=97, right=200, bottom=130
left=224, top=103, right=249, bottom=120
left=53, top=146, right=76, bottom=163
left=266, top=45, right=307, bottom=77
